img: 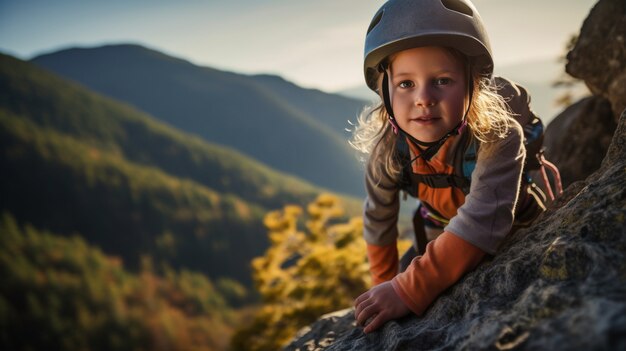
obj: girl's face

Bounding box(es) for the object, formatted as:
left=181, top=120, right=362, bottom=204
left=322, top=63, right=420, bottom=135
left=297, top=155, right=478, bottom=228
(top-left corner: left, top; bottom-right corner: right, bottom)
left=389, top=46, right=467, bottom=144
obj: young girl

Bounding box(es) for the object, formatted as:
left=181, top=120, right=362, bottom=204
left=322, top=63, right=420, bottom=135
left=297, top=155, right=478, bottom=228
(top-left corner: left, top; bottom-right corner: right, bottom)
left=352, top=0, right=549, bottom=333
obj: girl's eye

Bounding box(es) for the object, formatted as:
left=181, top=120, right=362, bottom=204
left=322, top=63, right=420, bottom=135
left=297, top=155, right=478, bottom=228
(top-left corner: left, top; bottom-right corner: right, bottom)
left=434, top=78, right=452, bottom=86
left=398, top=81, right=414, bottom=88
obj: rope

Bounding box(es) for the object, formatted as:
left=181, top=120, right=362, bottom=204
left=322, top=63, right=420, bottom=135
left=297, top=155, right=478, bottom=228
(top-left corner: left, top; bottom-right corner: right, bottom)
left=538, top=152, right=563, bottom=201
left=541, top=157, right=563, bottom=195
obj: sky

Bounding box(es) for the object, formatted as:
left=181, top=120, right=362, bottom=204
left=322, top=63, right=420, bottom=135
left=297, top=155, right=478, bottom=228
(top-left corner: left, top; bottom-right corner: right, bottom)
left=0, top=0, right=597, bottom=92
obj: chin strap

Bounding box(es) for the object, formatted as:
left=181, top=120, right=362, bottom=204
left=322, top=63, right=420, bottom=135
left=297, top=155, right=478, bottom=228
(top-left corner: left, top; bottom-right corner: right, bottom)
left=379, top=63, right=472, bottom=163
left=380, top=63, right=400, bottom=135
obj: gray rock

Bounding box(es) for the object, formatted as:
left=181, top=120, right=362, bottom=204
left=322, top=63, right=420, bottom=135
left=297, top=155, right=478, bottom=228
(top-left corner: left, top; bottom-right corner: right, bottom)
left=566, top=0, right=626, bottom=120
left=285, top=308, right=356, bottom=351
left=287, top=108, right=626, bottom=350
left=543, top=96, right=616, bottom=188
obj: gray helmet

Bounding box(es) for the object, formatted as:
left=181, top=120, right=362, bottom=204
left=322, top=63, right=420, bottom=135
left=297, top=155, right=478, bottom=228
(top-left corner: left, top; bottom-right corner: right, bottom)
left=364, top=0, right=493, bottom=91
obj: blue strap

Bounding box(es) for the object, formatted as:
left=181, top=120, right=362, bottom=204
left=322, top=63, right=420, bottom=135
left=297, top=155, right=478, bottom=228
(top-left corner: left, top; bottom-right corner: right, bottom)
left=462, top=139, right=477, bottom=178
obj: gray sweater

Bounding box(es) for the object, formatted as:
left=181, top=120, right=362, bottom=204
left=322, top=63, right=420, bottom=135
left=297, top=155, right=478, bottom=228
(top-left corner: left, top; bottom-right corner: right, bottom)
left=363, top=120, right=525, bottom=255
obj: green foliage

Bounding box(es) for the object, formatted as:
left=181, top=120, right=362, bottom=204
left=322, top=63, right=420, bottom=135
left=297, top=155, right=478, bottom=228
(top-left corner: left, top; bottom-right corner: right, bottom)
left=0, top=52, right=362, bottom=286
left=0, top=111, right=265, bottom=284
left=0, top=53, right=371, bottom=350
left=231, top=194, right=370, bottom=351
left=30, top=45, right=367, bottom=196
left=0, top=52, right=334, bottom=211
left=0, top=212, right=236, bottom=351
left=216, top=278, right=250, bottom=308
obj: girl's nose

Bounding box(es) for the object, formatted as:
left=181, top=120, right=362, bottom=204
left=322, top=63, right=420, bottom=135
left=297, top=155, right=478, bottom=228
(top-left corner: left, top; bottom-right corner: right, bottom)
left=414, top=87, right=436, bottom=107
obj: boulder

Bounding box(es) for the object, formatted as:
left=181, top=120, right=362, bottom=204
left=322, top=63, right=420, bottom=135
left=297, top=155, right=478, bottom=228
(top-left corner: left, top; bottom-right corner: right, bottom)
left=286, top=309, right=356, bottom=351
left=286, top=109, right=626, bottom=350
left=566, top=0, right=626, bottom=120
left=543, top=96, right=616, bottom=188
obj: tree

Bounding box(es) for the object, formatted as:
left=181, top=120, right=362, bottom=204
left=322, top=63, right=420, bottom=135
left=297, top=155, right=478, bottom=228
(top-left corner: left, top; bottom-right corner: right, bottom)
left=231, top=194, right=370, bottom=351
left=0, top=212, right=236, bottom=351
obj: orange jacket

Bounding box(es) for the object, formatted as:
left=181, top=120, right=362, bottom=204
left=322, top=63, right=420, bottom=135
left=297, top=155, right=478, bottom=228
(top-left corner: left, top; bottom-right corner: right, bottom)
left=391, top=231, right=485, bottom=315
left=367, top=243, right=398, bottom=286
left=408, top=135, right=467, bottom=221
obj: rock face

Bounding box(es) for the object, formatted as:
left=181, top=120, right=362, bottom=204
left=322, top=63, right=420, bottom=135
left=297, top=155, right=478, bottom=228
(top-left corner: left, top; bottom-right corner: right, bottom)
left=566, top=0, right=626, bottom=120
left=543, top=96, right=616, bottom=188
left=286, top=309, right=356, bottom=351
left=542, top=0, right=625, bottom=190
left=286, top=110, right=626, bottom=350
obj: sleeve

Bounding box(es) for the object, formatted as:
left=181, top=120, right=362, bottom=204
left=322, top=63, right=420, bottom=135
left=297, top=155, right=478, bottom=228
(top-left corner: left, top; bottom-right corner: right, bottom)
left=367, top=243, right=398, bottom=285
left=363, top=157, right=400, bottom=246
left=391, top=231, right=485, bottom=315
left=445, top=121, right=526, bottom=254
left=363, top=156, right=401, bottom=284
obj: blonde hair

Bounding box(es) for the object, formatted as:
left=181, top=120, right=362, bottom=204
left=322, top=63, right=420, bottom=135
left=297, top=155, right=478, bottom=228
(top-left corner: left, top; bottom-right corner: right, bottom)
left=350, top=70, right=513, bottom=182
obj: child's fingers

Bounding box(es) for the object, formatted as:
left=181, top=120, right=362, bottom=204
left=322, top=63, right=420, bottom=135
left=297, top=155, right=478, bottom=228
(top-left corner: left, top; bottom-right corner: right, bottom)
left=364, top=311, right=388, bottom=334
left=355, top=302, right=376, bottom=326
left=353, top=292, right=371, bottom=317
left=354, top=291, right=370, bottom=306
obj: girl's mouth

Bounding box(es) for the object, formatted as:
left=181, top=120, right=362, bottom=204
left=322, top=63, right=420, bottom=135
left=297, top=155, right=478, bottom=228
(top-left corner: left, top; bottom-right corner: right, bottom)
left=411, top=115, right=440, bottom=124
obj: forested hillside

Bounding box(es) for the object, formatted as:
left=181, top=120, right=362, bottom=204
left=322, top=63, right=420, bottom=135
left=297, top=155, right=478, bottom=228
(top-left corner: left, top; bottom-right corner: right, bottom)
left=0, top=53, right=360, bottom=286
left=0, top=212, right=238, bottom=350
left=31, top=44, right=368, bottom=195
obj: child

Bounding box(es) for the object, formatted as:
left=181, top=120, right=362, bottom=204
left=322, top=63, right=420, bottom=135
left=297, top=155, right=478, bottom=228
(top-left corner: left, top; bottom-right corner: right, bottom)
left=351, top=0, right=551, bottom=333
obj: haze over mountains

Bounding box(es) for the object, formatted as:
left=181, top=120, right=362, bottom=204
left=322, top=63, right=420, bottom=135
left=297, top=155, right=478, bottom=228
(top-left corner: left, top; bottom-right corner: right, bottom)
left=30, top=44, right=368, bottom=196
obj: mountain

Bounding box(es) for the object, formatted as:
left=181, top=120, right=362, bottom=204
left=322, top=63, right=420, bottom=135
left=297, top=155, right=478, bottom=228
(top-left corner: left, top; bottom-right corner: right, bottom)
left=336, top=84, right=378, bottom=102
left=30, top=44, right=368, bottom=196
left=0, top=52, right=360, bottom=287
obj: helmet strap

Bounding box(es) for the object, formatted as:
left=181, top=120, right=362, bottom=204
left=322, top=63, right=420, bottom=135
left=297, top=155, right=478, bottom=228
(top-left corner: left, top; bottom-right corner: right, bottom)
left=380, top=63, right=399, bottom=135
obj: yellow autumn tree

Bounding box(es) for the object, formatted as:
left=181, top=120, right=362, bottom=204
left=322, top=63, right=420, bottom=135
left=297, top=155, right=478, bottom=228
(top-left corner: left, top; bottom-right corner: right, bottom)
left=231, top=194, right=370, bottom=351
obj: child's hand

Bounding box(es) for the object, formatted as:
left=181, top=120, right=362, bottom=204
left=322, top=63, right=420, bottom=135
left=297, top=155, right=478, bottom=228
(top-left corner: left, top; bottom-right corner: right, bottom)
left=354, top=281, right=411, bottom=333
